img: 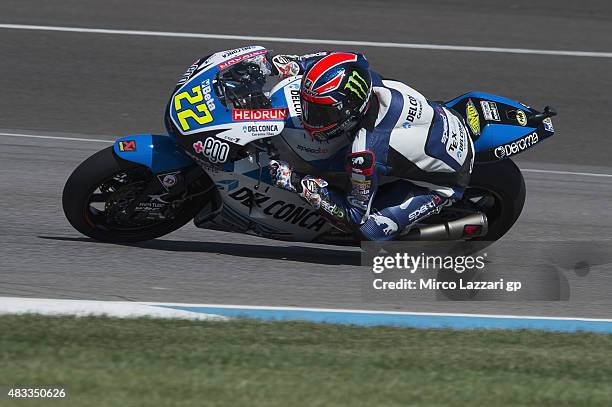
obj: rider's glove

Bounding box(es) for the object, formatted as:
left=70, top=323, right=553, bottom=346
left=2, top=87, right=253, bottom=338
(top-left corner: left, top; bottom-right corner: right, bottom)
left=270, top=55, right=301, bottom=78
left=298, top=176, right=329, bottom=209
left=269, top=160, right=297, bottom=192
left=269, top=161, right=334, bottom=212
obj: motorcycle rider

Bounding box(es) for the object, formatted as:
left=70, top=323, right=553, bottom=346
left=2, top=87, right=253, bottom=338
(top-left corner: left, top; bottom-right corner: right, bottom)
left=266, top=51, right=475, bottom=241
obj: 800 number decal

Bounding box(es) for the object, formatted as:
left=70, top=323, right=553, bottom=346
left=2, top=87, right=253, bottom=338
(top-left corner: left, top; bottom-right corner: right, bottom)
left=193, top=138, right=230, bottom=164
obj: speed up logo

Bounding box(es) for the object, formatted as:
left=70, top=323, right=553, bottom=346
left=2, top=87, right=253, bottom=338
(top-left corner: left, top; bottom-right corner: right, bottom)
left=465, top=99, right=480, bottom=136
left=320, top=200, right=345, bottom=220
left=494, top=132, right=539, bottom=158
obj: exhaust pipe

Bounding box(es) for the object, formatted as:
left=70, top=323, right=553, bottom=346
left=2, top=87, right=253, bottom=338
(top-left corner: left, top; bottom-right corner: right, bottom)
left=401, top=212, right=488, bottom=241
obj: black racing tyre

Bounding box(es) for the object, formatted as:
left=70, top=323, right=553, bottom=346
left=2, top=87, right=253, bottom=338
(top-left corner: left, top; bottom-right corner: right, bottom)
left=467, top=159, right=526, bottom=241
left=62, top=146, right=212, bottom=243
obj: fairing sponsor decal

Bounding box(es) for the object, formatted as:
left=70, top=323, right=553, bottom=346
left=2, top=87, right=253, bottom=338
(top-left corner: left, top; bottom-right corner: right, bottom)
left=118, top=140, right=137, bottom=152
left=232, top=108, right=288, bottom=121
left=494, top=132, right=539, bottom=158
left=466, top=99, right=481, bottom=136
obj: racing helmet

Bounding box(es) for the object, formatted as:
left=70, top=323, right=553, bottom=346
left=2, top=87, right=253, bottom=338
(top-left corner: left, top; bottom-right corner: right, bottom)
left=300, top=52, right=372, bottom=141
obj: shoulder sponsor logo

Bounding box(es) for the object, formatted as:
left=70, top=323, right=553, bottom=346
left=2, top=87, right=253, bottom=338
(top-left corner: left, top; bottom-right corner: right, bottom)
left=442, top=110, right=467, bottom=164
left=193, top=138, right=230, bottom=163
left=284, top=85, right=303, bottom=127
left=289, top=89, right=301, bottom=113
left=446, top=130, right=465, bottom=160
left=228, top=187, right=327, bottom=231
left=118, top=140, right=136, bottom=152
left=218, top=49, right=267, bottom=70
left=438, top=106, right=449, bottom=143
left=480, top=100, right=500, bottom=121
left=232, top=108, right=288, bottom=121
left=516, top=109, right=527, bottom=126
left=405, top=95, right=423, bottom=124
left=494, top=132, right=539, bottom=158
left=466, top=99, right=480, bottom=136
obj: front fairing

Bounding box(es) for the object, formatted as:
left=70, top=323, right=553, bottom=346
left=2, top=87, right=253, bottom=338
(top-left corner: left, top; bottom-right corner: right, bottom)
left=165, top=46, right=286, bottom=165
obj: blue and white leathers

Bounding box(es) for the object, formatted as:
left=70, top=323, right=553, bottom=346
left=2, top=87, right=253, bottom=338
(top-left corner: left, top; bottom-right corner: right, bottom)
left=306, top=72, right=474, bottom=240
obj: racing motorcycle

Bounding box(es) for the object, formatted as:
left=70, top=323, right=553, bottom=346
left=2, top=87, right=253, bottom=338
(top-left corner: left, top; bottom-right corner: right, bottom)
left=63, top=46, right=557, bottom=245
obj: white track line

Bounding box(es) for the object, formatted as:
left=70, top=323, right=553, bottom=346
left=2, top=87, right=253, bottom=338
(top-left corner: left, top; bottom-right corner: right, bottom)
left=521, top=168, right=612, bottom=178
left=2, top=132, right=611, bottom=178
left=1, top=23, right=611, bottom=58
left=1, top=297, right=610, bottom=323
left=0, top=132, right=113, bottom=143
left=148, top=301, right=612, bottom=323
left=0, top=297, right=226, bottom=321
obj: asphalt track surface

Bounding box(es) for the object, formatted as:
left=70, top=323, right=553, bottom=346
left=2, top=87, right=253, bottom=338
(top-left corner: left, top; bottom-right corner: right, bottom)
left=1, top=0, right=611, bottom=318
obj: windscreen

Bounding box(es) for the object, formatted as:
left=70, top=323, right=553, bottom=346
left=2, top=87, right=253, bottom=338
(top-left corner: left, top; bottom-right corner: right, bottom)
left=214, top=52, right=274, bottom=110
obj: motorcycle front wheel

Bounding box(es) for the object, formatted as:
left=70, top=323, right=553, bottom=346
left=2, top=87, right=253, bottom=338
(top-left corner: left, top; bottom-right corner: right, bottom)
left=62, top=146, right=213, bottom=242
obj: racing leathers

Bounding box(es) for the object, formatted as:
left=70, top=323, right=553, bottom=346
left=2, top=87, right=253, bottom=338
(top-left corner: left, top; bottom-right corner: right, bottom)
left=269, top=53, right=475, bottom=241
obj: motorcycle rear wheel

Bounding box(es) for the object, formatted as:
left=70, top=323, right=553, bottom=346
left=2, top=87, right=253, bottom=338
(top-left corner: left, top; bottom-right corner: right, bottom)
left=425, top=159, right=526, bottom=241
left=463, top=159, right=526, bottom=241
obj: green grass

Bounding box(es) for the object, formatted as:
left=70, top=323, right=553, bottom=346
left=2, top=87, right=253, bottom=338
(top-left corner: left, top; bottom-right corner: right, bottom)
left=0, top=315, right=611, bottom=406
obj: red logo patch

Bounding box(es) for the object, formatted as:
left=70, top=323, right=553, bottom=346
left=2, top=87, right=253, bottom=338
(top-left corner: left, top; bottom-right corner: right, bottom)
left=463, top=225, right=483, bottom=237
left=218, top=50, right=267, bottom=70
left=118, top=140, right=136, bottom=152
left=347, top=151, right=375, bottom=176
left=232, top=108, right=288, bottom=121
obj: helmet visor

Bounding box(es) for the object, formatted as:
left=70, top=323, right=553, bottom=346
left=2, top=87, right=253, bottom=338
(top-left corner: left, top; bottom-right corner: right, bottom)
left=301, top=99, right=345, bottom=132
